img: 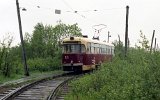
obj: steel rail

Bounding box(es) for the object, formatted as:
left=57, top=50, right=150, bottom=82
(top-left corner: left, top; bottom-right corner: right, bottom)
left=47, top=76, right=74, bottom=100
left=0, top=72, right=71, bottom=100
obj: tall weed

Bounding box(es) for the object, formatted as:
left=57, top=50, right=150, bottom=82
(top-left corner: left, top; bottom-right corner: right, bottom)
left=66, top=49, right=160, bottom=100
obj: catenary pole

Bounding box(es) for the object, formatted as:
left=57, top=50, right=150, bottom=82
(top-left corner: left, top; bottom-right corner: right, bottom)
left=16, top=0, right=29, bottom=76
left=150, top=30, right=155, bottom=53
left=118, top=34, right=121, bottom=49
left=125, top=6, right=129, bottom=57
left=108, top=31, right=110, bottom=43
left=154, top=38, right=157, bottom=52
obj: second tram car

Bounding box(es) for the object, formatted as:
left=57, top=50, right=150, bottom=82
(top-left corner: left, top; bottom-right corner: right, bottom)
left=62, top=36, right=114, bottom=72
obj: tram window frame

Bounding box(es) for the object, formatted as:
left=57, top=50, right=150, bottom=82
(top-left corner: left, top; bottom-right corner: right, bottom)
left=107, top=46, right=110, bottom=54
left=99, top=44, right=102, bottom=54
left=91, top=43, right=94, bottom=53
left=106, top=45, right=109, bottom=54
left=104, top=45, right=107, bottom=54
left=81, top=44, right=86, bottom=53
left=101, top=44, right=105, bottom=54
left=94, top=43, right=99, bottom=54
left=105, top=45, right=107, bottom=54
left=62, top=44, right=86, bottom=54
left=108, top=47, right=111, bottom=54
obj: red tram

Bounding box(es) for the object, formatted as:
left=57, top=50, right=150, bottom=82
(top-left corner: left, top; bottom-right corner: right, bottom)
left=62, top=36, right=114, bottom=72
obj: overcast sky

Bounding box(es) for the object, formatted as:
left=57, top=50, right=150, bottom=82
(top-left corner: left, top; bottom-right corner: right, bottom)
left=0, top=0, right=160, bottom=47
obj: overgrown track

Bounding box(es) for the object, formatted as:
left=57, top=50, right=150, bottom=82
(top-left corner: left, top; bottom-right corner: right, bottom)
left=54, top=82, right=71, bottom=100
left=0, top=72, right=76, bottom=100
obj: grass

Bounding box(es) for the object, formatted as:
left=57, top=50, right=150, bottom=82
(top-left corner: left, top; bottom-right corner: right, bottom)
left=65, top=49, right=160, bottom=100
left=0, top=74, right=22, bottom=84
left=0, top=70, right=63, bottom=85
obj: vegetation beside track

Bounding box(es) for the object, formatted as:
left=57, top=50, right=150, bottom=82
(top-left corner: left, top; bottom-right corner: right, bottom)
left=66, top=32, right=160, bottom=100
left=0, top=70, right=63, bottom=85
left=0, top=70, right=64, bottom=94
left=66, top=49, right=160, bottom=100
left=0, top=21, right=82, bottom=81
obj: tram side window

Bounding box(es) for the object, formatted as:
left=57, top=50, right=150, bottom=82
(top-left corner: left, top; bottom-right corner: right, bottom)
left=94, top=43, right=99, bottom=54
left=97, top=47, right=99, bottom=54
left=102, top=48, right=106, bottom=54
left=91, top=47, right=94, bottom=53
left=101, top=44, right=106, bottom=54
left=101, top=44, right=104, bottom=54
left=94, top=47, right=96, bottom=54
left=107, top=46, right=110, bottom=54
left=106, top=46, right=108, bottom=54
left=110, top=47, right=111, bottom=54
left=87, top=43, right=91, bottom=53
left=109, top=47, right=111, bottom=54
left=104, top=45, right=107, bottom=54
left=91, top=43, right=94, bottom=53
left=99, top=44, right=101, bottom=54
left=81, top=45, right=86, bottom=53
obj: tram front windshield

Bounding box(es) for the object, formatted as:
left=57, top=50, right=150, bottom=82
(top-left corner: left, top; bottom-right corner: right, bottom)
left=62, top=44, right=85, bottom=53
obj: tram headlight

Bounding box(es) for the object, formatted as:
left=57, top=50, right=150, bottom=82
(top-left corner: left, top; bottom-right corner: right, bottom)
left=71, top=60, right=73, bottom=64
left=71, top=60, right=73, bottom=66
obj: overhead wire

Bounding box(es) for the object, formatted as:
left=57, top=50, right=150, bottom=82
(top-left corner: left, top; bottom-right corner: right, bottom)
left=8, top=0, right=125, bottom=27
left=60, top=0, right=88, bottom=20
left=6, top=0, right=126, bottom=40
left=8, top=0, right=124, bottom=14
left=75, top=7, right=125, bottom=13
left=60, top=0, right=103, bottom=25
left=60, top=0, right=125, bottom=24
left=60, top=0, right=74, bottom=11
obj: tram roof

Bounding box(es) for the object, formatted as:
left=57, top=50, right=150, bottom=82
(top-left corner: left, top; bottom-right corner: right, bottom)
left=63, top=36, right=114, bottom=47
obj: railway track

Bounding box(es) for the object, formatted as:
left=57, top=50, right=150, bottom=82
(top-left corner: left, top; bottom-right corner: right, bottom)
left=54, top=82, right=71, bottom=100
left=0, top=72, right=77, bottom=100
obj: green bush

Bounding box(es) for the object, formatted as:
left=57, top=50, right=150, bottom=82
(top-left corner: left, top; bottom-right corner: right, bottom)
left=27, top=57, right=60, bottom=72
left=66, top=49, right=160, bottom=100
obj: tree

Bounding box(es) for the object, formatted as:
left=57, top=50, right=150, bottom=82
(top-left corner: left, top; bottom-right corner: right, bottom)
left=136, top=30, right=150, bottom=50
left=31, top=23, right=46, bottom=58
left=30, top=22, right=82, bottom=58
left=0, top=35, right=13, bottom=77
left=53, top=21, right=82, bottom=48
left=23, top=32, right=32, bottom=59
left=0, top=22, right=83, bottom=76
left=112, top=40, right=124, bottom=58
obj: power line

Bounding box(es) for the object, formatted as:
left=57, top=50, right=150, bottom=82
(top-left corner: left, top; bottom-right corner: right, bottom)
left=9, top=0, right=125, bottom=29
left=60, top=0, right=96, bottom=24
left=69, top=7, right=125, bottom=13
left=61, top=0, right=74, bottom=11
left=64, top=7, right=125, bottom=24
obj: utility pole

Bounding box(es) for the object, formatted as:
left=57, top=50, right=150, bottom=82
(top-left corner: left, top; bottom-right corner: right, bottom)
left=124, top=6, right=129, bottom=57
left=16, top=0, right=29, bottom=76
left=128, top=37, right=130, bottom=48
left=150, top=30, right=155, bottom=53
left=107, top=31, right=111, bottom=43
left=118, top=34, right=121, bottom=49
left=154, top=38, right=157, bottom=52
